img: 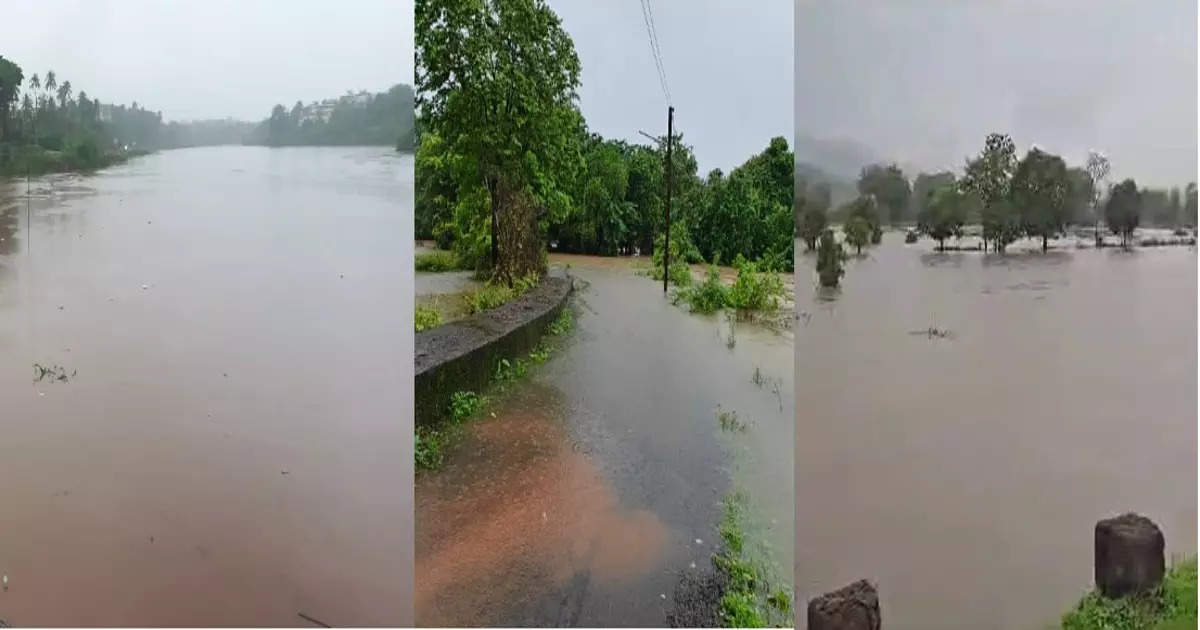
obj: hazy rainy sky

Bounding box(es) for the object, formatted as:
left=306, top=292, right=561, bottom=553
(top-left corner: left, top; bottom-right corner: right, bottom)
left=552, top=1, right=792, bottom=174
left=3, top=0, right=414, bottom=122
left=796, top=1, right=1197, bottom=188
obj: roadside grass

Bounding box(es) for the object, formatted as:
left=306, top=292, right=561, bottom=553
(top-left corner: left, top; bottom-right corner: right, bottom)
left=414, top=307, right=574, bottom=472
left=415, top=250, right=463, bottom=272
left=463, top=272, right=540, bottom=315
left=713, top=492, right=792, bottom=628
left=415, top=302, right=442, bottom=332
left=1061, top=556, right=1196, bottom=630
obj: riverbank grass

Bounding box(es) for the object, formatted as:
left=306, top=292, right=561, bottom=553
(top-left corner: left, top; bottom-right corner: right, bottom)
left=0, top=142, right=146, bottom=177
left=415, top=249, right=465, bottom=272
left=414, top=307, right=574, bottom=471
left=1061, top=556, right=1196, bottom=630
left=713, top=492, right=791, bottom=628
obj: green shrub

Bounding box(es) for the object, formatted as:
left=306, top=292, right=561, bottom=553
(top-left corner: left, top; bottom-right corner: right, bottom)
left=448, top=391, right=484, bottom=423
left=415, top=303, right=441, bottom=332
left=415, top=250, right=461, bottom=272
left=726, top=256, right=785, bottom=312
left=674, top=265, right=729, bottom=314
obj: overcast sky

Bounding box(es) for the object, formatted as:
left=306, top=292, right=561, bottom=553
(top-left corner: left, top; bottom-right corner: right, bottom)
left=796, top=0, right=1197, bottom=188
left=2, top=0, right=413, bottom=122
left=551, top=0, right=792, bottom=174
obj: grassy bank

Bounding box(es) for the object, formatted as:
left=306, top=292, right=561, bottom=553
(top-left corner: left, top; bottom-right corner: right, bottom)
left=1061, top=557, right=1196, bottom=630
left=413, top=271, right=540, bottom=332
left=414, top=307, right=573, bottom=471
left=0, top=142, right=147, bottom=177
left=0, top=143, right=148, bottom=177
left=712, top=492, right=792, bottom=627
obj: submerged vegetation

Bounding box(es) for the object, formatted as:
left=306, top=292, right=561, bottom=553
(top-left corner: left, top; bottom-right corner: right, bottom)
left=415, top=307, right=574, bottom=471
left=1061, top=557, right=1196, bottom=630
left=672, top=256, right=787, bottom=316
left=713, top=492, right=792, bottom=628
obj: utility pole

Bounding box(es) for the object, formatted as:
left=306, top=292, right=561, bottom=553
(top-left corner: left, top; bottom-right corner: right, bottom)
left=664, top=105, right=673, bottom=294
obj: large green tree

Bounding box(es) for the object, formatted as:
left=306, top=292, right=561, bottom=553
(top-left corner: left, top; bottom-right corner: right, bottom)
left=416, top=0, right=585, bottom=283
left=1105, top=178, right=1141, bottom=247
left=917, top=183, right=968, bottom=251
left=1011, top=147, right=1071, bottom=252
left=0, top=56, right=23, bottom=142
left=961, top=133, right=1017, bottom=252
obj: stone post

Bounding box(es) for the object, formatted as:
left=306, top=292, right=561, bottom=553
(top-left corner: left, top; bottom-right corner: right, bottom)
left=1094, top=512, right=1165, bottom=598
left=807, top=579, right=881, bottom=630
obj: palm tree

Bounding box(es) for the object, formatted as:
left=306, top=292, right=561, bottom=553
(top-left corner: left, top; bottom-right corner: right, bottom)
left=29, top=73, right=39, bottom=107
left=42, top=71, right=55, bottom=121
left=21, top=93, right=33, bottom=141
left=58, top=80, right=71, bottom=109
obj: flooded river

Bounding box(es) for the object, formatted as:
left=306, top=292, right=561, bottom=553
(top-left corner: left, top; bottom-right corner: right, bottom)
left=795, top=233, right=1196, bottom=629
left=416, top=255, right=794, bottom=626
left=0, top=146, right=413, bottom=625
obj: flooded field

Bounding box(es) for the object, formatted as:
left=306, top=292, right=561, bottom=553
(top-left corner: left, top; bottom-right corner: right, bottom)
left=415, top=254, right=794, bottom=626
left=795, top=232, right=1196, bottom=629
left=0, top=146, right=413, bottom=625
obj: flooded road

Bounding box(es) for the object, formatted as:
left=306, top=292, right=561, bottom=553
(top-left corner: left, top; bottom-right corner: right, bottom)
left=795, top=233, right=1196, bottom=629
left=0, top=146, right=413, bottom=626
left=415, top=254, right=794, bottom=626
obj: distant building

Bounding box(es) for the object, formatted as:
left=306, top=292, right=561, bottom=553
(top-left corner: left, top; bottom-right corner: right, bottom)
left=99, top=103, right=114, bottom=122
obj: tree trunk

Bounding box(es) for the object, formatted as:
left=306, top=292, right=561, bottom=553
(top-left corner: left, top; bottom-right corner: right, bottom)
left=1042, top=234, right=1048, bottom=252
left=488, top=177, right=499, bottom=269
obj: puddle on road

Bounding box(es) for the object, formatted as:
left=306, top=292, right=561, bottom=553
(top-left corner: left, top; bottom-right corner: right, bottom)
left=415, top=384, right=669, bottom=626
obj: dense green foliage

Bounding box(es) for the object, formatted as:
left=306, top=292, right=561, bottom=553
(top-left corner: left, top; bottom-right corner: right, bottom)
left=917, top=183, right=969, bottom=250
left=1061, top=557, right=1196, bottom=630
left=248, top=84, right=415, bottom=149
left=1106, top=179, right=1142, bottom=247
left=414, top=0, right=793, bottom=279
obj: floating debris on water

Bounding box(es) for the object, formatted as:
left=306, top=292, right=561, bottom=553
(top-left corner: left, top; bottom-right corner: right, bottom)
left=908, top=327, right=954, bottom=340
left=32, top=363, right=75, bottom=383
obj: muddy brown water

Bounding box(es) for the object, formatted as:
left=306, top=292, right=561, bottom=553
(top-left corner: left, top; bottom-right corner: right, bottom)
left=795, top=232, right=1196, bottom=629
left=416, top=254, right=794, bottom=627
left=0, top=146, right=413, bottom=626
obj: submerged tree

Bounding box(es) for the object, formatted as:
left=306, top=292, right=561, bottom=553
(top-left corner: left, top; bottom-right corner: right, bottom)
left=844, top=215, right=870, bottom=255
left=1085, top=151, right=1110, bottom=246
left=961, top=133, right=1017, bottom=252
left=845, top=195, right=883, bottom=244
left=1105, top=178, right=1141, bottom=248
left=1011, top=147, right=1071, bottom=252
left=798, top=203, right=827, bottom=251
left=816, top=228, right=844, bottom=287
left=917, top=184, right=967, bottom=251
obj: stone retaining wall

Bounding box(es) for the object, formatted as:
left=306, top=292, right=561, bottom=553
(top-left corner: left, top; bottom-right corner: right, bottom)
left=414, top=270, right=572, bottom=428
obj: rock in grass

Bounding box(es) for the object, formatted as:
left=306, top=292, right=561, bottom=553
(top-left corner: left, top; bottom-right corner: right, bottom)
left=1095, top=512, right=1165, bottom=598
left=807, top=579, right=881, bottom=630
